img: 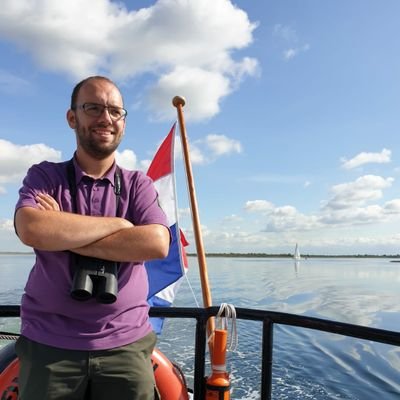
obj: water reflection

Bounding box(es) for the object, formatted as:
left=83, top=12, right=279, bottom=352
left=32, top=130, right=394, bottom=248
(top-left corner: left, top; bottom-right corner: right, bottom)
left=294, top=260, right=300, bottom=275
left=177, top=256, right=400, bottom=398
left=188, top=257, right=400, bottom=330
left=2, top=255, right=400, bottom=399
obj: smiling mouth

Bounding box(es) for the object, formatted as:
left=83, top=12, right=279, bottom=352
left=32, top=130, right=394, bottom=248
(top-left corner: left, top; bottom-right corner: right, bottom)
left=93, top=129, right=114, bottom=137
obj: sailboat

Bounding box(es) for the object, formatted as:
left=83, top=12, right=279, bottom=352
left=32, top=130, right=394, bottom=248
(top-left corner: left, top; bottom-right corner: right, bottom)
left=293, top=243, right=301, bottom=261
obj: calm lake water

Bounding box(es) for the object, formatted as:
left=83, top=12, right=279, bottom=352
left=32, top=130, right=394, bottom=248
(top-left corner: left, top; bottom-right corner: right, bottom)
left=1, top=254, right=400, bottom=399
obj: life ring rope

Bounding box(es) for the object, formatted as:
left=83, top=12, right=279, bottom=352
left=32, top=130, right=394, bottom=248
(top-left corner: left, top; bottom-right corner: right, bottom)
left=205, top=303, right=238, bottom=400
left=208, top=303, right=238, bottom=351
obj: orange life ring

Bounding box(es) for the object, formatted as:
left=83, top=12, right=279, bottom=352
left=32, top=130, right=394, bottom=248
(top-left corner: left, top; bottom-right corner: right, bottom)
left=0, top=342, right=189, bottom=400
left=152, top=348, right=190, bottom=400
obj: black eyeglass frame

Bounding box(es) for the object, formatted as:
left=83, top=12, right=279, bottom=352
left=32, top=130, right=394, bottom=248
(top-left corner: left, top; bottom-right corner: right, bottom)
left=72, top=103, right=128, bottom=121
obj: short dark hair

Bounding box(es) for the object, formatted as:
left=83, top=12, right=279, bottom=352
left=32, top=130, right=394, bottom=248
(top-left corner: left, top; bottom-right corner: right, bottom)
left=70, top=76, right=122, bottom=109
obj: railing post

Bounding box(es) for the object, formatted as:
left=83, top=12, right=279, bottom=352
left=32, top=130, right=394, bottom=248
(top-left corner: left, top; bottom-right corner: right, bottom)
left=261, top=318, right=274, bottom=400
left=193, top=312, right=208, bottom=400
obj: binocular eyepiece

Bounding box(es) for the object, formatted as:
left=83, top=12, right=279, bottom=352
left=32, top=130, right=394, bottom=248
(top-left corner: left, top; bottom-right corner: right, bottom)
left=71, top=256, right=118, bottom=304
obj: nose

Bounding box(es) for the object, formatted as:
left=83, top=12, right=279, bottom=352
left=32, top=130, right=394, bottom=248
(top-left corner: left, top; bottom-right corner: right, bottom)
left=97, top=107, right=113, bottom=124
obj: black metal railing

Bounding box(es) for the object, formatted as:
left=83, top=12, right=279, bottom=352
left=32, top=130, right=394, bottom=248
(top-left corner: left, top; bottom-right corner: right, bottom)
left=1, top=305, right=400, bottom=399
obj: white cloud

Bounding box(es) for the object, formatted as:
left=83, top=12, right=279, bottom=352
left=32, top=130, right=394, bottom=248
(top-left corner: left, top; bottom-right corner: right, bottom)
left=316, top=175, right=397, bottom=226
left=187, top=144, right=207, bottom=165
left=245, top=200, right=275, bottom=213
left=198, top=227, right=400, bottom=254
left=0, top=218, right=32, bottom=252
left=147, top=67, right=231, bottom=121
left=341, top=148, right=391, bottom=169
left=118, top=131, right=242, bottom=170
left=222, top=214, right=243, bottom=224
left=115, top=148, right=148, bottom=171
left=181, top=134, right=242, bottom=165
left=204, top=134, right=242, bottom=156
left=115, top=150, right=138, bottom=170
left=320, top=205, right=385, bottom=225
left=283, top=44, right=310, bottom=61
left=0, top=139, right=61, bottom=187
left=383, top=199, right=400, bottom=214
left=0, top=219, right=14, bottom=232
left=110, top=129, right=243, bottom=172
left=242, top=174, right=400, bottom=234
left=0, top=0, right=258, bottom=121
left=324, top=175, right=394, bottom=210
left=283, top=49, right=297, bottom=60
left=264, top=206, right=320, bottom=232
left=273, top=24, right=310, bottom=61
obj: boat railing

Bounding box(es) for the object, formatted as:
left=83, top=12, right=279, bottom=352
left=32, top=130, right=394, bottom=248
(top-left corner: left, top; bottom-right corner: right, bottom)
left=1, top=305, right=400, bottom=400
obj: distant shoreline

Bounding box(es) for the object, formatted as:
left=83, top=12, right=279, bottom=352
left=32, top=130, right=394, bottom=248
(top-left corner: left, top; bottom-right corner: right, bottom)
left=188, top=253, right=400, bottom=259
left=1, top=251, right=399, bottom=259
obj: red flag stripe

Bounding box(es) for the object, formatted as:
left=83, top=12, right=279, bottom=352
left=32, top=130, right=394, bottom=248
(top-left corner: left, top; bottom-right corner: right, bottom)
left=146, top=124, right=175, bottom=181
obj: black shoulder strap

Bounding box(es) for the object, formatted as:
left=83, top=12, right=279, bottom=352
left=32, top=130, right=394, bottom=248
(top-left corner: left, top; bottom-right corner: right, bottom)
left=114, top=166, right=121, bottom=213
left=67, top=159, right=77, bottom=212
left=66, top=159, right=121, bottom=216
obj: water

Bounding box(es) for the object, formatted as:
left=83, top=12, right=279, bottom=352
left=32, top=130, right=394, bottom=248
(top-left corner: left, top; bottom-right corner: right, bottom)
left=1, top=255, right=400, bottom=399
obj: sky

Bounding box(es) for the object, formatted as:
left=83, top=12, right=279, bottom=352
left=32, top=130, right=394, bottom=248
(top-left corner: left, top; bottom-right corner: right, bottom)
left=1, top=0, right=400, bottom=255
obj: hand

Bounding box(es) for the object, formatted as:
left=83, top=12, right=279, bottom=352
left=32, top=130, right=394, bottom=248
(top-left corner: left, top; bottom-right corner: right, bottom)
left=36, top=193, right=60, bottom=211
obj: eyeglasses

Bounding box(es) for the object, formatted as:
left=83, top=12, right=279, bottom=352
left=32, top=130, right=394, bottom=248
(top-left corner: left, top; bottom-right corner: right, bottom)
left=72, top=103, right=128, bottom=121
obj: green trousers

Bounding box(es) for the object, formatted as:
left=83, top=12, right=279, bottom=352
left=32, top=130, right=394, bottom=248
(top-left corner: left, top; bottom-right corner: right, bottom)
left=15, top=332, right=157, bottom=400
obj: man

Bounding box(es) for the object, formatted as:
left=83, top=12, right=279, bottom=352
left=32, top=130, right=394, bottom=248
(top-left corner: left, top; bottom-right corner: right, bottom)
left=14, top=76, right=170, bottom=399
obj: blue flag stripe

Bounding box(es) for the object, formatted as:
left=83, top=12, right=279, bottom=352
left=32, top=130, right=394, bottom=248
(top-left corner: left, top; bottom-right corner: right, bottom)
left=145, top=222, right=184, bottom=299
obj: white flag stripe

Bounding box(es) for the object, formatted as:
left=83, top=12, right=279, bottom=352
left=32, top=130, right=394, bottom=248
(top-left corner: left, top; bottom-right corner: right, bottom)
left=154, top=175, right=176, bottom=225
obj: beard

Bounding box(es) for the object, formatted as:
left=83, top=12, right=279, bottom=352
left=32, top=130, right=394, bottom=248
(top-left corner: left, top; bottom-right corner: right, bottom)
left=75, top=120, right=123, bottom=160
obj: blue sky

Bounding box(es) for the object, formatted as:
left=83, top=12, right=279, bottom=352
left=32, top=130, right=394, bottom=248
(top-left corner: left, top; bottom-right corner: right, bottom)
left=1, top=0, right=400, bottom=255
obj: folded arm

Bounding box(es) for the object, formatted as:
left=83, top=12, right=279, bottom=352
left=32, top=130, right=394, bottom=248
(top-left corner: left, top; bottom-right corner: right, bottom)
left=73, top=223, right=170, bottom=262
left=15, top=193, right=170, bottom=262
left=15, top=206, right=133, bottom=252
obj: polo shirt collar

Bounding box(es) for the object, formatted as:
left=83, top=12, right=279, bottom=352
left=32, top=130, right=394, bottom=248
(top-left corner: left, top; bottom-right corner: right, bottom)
left=71, top=155, right=119, bottom=188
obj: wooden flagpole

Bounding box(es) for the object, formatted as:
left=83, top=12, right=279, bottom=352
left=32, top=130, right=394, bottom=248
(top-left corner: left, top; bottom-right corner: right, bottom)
left=172, top=96, right=215, bottom=342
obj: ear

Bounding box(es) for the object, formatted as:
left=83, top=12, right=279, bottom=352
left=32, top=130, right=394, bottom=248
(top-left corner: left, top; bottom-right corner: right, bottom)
left=66, top=109, right=76, bottom=129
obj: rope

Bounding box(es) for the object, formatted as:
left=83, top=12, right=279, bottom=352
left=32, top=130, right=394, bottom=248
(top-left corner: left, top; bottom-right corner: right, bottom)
left=184, top=273, right=200, bottom=308
left=209, top=303, right=238, bottom=351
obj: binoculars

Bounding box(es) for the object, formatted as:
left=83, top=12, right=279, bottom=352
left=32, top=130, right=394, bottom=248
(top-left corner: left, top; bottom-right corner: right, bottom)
left=71, top=255, right=118, bottom=304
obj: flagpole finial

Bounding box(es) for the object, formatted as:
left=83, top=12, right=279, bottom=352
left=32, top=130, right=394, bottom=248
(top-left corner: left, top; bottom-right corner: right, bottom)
left=172, top=96, right=186, bottom=108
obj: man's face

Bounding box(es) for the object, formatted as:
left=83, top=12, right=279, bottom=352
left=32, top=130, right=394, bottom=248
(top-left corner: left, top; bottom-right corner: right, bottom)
left=67, top=79, right=126, bottom=160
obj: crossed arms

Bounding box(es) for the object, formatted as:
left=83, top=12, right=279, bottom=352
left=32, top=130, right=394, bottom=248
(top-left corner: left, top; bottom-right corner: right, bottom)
left=15, top=193, right=170, bottom=262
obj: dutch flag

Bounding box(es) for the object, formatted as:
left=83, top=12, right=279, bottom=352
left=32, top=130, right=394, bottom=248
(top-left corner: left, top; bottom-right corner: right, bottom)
left=145, top=123, right=189, bottom=334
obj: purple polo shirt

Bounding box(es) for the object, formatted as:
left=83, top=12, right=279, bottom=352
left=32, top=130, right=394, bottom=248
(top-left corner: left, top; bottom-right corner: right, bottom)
left=15, top=158, right=168, bottom=350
